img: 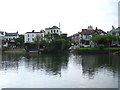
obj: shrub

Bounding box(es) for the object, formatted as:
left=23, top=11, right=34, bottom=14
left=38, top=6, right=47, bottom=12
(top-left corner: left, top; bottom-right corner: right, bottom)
left=98, top=44, right=105, bottom=50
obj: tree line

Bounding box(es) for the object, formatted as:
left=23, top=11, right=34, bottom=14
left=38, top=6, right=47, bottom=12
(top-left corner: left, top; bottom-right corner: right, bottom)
left=24, top=33, right=71, bottom=53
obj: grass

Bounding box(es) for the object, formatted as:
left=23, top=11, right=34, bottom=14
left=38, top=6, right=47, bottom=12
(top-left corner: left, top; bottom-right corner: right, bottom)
left=4, top=49, right=26, bottom=52
left=38, top=49, right=44, bottom=51
left=105, top=47, right=120, bottom=50
left=78, top=48, right=98, bottom=50
left=77, top=47, right=120, bottom=50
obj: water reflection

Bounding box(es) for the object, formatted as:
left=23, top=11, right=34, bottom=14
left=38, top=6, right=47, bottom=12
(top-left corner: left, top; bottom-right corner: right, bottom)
left=24, top=53, right=69, bottom=75
left=1, top=53, right=69, bottom=76
left=0, top=52, right=119, bottom=88
left=80, top=54, right=119, bottom=79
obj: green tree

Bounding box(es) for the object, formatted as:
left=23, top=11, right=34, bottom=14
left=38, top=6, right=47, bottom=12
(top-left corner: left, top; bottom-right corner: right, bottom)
left=34, top=34, right=43, bottom=50
left=92, top=34, right=120, bottom=47
left=15, top=34, right=24, bottom=48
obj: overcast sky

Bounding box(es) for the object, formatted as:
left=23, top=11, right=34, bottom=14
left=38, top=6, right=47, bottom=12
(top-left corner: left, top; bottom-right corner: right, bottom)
left=0, top=0, right=119, bottom=36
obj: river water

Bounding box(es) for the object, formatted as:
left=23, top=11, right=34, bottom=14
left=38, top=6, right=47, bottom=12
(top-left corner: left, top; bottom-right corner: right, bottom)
left=0, top=52, right=119, bottom=88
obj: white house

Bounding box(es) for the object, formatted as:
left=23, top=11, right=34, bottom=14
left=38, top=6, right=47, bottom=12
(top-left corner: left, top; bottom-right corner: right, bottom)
left=45, top=26, right=61, bottom=35
left=24, top=30, right=44, bottom=43
left=24, top=25, right=62, bottom=43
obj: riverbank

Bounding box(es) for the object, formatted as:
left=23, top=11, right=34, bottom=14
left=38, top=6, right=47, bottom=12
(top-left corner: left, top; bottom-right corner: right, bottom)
left=74, top=47, right=120, bottom=54
left=3, top=49, right=26, bottom=53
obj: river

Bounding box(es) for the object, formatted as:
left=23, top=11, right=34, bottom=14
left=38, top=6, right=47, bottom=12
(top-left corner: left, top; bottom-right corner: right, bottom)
left=0, top=52, right=119, bottom=88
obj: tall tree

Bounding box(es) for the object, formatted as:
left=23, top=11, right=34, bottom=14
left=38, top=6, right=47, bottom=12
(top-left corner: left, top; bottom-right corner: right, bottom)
left=15, top=34, right=24, bottom=48
left=34, top=34, right=43, bottom=50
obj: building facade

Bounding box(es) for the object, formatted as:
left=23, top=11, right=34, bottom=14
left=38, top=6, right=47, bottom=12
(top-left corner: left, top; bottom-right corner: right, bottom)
left=3, top=31, right=19, bottom=47
left=81, top=26, right=106, bottom=47
left=108, top=26, right=120, bottom=46
left=24, top=30, right=44, bottom=43
left=45, top=26, right=61, bottom=35
left=71, top=26, right=106, bottom=48
left=24, top=26, right=61, bottom=43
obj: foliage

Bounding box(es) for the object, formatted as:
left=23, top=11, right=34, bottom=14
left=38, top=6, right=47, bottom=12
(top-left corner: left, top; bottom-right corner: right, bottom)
left=34, top=34, right=43, bottom=49
left=92, top=34, right=120, bottom=47
left=15, top=34, right=24, bottom=48
left=44, top=34, right=71, bottom=53
left=24, top=42, right=37, bottom=50
left=97, top=44, right=105, bottom=50
left=24, top=33, right=71, bottom=53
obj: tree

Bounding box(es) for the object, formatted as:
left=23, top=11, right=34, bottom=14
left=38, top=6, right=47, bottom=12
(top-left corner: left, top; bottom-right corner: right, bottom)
left=34, top=34, right=43, bottom=50
left=15, top=34, right=24, bottom=48
left=92, top=34, right=120, bottom=47
left=44, top=33, right=71, bottom=53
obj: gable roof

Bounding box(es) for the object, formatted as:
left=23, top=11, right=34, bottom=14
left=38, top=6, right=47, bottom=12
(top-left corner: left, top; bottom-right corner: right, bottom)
left=96, top=29, right=106, bottom=34
left=81, top=29, right=96, bottom=35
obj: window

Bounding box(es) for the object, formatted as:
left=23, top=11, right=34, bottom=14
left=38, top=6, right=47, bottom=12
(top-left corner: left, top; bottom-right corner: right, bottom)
left=86, top=41, right=89, bottom=45
left=32, top=34, right=34, bottom=37
left=51, top=30, right=52, bottom=33
left=32, top=38, right=34, bottom=41
left=54, top=30, right=55, bottom=33
left=28, top=34, right=29, bottom=37
left=57, top=30, right=58, bottom=32
left=28, top=38, right=29, bottom=41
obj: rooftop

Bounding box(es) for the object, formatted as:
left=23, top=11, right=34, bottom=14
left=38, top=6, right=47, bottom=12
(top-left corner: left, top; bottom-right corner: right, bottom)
left=45, top=26, right=60, bottom=30
left=5, top=32, right=18, bottom=36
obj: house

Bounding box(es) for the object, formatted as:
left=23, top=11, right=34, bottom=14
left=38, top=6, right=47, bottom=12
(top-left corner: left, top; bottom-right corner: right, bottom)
left=81, top=26, right=106, bottom=47
left=0, top=31, right=4, bottom=49
left=71, top=32, right=81, bottom=45
left=45, top=26, right=62, bottom=35
left=71, top=26, right=106, bottom=48
left=3, top=31, right=19, bottom=48
left=24, top=30, right=44, bottom=43
left=108, top=26, right=120, bottom=46
left=24, top=25, right=62, bottom=43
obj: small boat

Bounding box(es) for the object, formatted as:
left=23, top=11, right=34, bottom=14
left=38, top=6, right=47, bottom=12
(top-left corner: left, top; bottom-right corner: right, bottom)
left=113, top=50, right=120, bottom=55
left=29, top=51, right=39, bottom=53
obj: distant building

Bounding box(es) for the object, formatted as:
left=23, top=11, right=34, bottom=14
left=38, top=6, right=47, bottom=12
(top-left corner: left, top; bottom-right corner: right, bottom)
left=0, top=31, right=4, bottom=49
left=71, top=26, right=106, bottom=48
left=24, top=30, right=44, bottom=43
left=3, top=31, right=19, bottom=48
left=71, top=32, right=81, bottom=45
left=24, top=25, right=62, bottom=43
left=108, top=26, right=120, bottom=46
left=45, top=26, right=61, bottom=35
left=108, top=26, right=120, bottom=36
left=81, top=26, right=106, bottom=47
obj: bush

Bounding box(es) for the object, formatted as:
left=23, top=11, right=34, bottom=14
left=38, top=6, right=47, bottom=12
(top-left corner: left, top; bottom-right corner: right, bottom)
left=98, top=44, right=105, bottom=50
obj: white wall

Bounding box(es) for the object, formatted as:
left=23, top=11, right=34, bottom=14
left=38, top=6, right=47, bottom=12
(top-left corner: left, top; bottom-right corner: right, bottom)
left=45, top=29, right=61, bottom=35
left=24, top=33, right=44, bottom=43
left=4, top=35, right=19, bottom=40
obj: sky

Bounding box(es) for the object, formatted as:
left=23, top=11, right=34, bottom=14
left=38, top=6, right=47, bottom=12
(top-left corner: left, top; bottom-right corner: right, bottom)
left=0, top=0, right=119, bottom=36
